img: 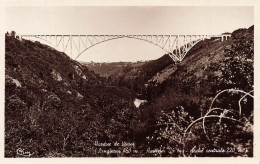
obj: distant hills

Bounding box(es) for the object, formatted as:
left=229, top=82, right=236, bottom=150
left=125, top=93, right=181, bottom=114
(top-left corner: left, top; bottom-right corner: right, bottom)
left=82, top=61, right=147, bottom=79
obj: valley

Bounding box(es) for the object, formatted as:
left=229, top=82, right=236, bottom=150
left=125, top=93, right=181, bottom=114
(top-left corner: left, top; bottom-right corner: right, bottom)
left=5, top=26, right=254, bottom=157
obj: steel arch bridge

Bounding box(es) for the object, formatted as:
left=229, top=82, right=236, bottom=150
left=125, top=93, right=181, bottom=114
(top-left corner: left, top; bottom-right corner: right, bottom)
left=21, top=34, right=223, bottom=61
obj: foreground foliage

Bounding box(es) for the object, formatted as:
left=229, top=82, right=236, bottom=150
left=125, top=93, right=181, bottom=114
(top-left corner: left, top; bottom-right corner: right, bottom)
left=132, top=26, right=254, bottom=157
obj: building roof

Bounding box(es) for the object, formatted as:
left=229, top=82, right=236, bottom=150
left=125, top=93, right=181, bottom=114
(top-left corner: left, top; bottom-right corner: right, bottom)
left=221, top=32, right=232, bottom=35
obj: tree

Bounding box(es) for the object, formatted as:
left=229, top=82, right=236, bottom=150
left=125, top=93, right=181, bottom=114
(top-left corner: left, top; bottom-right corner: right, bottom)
left=11, top=31, right=16, bottom=38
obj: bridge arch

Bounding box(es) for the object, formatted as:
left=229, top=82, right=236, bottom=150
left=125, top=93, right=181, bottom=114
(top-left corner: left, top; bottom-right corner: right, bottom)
left=74, top=35, right=177, bottom=61
left=78, top=37, right=174, bottom=62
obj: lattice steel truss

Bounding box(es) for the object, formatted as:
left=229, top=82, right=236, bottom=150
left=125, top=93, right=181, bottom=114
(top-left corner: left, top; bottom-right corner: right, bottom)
left=21, top=34, right=221, bottom=61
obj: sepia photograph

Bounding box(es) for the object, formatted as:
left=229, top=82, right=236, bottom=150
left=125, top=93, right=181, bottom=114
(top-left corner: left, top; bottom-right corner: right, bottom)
left=4, top=5, right=254, bottom=158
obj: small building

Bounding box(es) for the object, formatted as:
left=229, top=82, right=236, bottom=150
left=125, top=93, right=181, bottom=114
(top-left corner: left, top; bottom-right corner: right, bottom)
left=210, top=32, right=231, bottom=41
left=221, top=32, right=232, bottom=41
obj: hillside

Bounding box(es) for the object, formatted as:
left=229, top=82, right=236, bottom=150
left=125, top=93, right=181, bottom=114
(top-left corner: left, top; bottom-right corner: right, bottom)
left=135, top=26, right=254, bottom=156
left=143, top=26, right=253, bottom=114
left=5, top=34, right=137, bottom=157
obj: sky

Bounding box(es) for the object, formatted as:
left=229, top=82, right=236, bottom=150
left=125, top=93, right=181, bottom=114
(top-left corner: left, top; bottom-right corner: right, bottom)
left=5, top=6, right=253, bottom=62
